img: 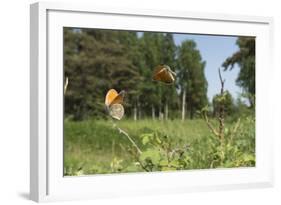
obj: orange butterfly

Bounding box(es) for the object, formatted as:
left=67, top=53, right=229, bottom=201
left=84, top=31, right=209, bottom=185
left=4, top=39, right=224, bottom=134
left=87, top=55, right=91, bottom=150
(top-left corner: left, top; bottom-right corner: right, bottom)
left=105, top=89, right=125, bottom=120
left=105, top=89, right=125, bottom=107
left=152, top=64, right=176, bottom=84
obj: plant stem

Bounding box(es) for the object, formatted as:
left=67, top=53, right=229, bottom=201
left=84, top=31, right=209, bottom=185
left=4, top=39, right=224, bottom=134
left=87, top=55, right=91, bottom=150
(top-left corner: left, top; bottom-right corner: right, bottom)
left=202, top=112, right=219, bottom=137
left=218, top=68, right=225, bottom=143
left=113, top=123, right=142, bottom=154
left=218, top=68, right=226, bottom=165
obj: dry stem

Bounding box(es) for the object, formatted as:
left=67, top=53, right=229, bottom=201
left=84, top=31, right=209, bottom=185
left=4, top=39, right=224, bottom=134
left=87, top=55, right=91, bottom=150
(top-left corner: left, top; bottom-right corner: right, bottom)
left=202, top=112, right=219, bottom=137
left=112, top=122, right=142, bottom=155
left=218, top=68, right=225, bottom=142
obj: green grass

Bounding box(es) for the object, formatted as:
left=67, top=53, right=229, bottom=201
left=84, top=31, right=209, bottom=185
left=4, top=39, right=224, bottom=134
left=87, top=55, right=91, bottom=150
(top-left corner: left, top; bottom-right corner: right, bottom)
left=64, top=117, right=255, bottom=175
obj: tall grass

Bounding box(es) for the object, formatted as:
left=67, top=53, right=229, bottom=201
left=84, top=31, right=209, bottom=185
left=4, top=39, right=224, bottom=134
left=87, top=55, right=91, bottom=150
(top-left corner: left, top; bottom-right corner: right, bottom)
left=64, top=117, right=255, bottom=175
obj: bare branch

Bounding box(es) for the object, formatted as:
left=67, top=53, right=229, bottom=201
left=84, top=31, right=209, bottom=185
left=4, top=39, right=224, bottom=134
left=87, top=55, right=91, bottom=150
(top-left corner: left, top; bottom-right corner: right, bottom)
left=64, top=77, right=69, bottom=95
left=202, top=112, right=220, bottom=138
left=114, top=125, right=142, bottom=154
left=218, top=68, right=225, bottom=92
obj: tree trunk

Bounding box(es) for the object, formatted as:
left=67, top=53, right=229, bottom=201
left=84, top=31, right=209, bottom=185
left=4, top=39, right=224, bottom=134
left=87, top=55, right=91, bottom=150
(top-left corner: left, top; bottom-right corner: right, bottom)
left=133, top=104, right=137, bottom=121
left=152, top=105, right=155, bottom=120
left=138, top=103, right=142, bottom=119
left=138, top=109, right=142, bottom=120
left=165, top=103, right=168, bottom=120
left=249, top=96, right=255, bottom=108
left=182, top=89, right=186, bottom=121
left=188, top=92, right=194, bottom=119
left=159, top=112, right=163, bottom=120
left=158, top=104, right=163, bottom=120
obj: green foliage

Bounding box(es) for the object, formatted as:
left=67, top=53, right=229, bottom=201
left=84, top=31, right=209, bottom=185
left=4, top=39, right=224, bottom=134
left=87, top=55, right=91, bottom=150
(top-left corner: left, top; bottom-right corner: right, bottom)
left=135, top=116, right=255, bottom=172
left=64, top=117, right=255, bottom=175
left=64, top=28, right=208, bottom=120
left=177, top=40, right=208, bottom=119
left=137, top=133, right=190, bottom=171
left=228, top=95, right=254, bottom=122
left=63, top=28, right=256, bottom=176
left=212, top=90, right=235, bottom=117
left=222, top=37, right=255, bottom=106
left=188, top=116, right=255, bottom=168
left=64, top=28, right=141, bottom=120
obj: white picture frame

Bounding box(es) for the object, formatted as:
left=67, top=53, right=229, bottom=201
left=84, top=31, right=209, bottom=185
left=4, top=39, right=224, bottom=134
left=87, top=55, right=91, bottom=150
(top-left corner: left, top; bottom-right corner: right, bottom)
left=30, top=1, right=274, bottom=202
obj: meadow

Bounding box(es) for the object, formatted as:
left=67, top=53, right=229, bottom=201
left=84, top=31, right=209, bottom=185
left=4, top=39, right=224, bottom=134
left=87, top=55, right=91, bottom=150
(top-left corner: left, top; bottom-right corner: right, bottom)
left=63, top=28, right=256, bottom=176
left=64, top=116, right=255, bottom=176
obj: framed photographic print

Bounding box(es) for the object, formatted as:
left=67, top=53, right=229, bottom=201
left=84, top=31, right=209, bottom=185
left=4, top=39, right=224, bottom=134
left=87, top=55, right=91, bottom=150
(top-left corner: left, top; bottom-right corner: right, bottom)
left=30, top=2, right=274, bottom=202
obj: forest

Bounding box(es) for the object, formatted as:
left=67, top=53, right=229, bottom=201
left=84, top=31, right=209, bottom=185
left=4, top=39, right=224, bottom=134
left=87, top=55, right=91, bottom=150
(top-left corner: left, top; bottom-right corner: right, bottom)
left=63, top=27, right=255, bottom=175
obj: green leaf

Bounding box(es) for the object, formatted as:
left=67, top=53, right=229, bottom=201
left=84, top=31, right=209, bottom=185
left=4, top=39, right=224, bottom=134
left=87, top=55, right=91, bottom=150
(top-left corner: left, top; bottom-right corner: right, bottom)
left=155, top=136, right=162, bottom=144
left=243, top=154, right=255, bottom=162
left=169, top=160, right=179, bottom=167
left=140, top=149, right=161, bottom=164
left=224, top=128, right=229, bottom=135
left=159, top=159, right=169, bottom=166
left=161, top=167, right=177, bottom=171
left=142, top=135, right=150, bottom=145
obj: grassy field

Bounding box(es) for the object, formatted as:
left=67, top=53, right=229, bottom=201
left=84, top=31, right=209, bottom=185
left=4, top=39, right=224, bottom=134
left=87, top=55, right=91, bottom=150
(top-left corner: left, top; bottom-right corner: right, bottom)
left=64, top=117, right=255, bottom=176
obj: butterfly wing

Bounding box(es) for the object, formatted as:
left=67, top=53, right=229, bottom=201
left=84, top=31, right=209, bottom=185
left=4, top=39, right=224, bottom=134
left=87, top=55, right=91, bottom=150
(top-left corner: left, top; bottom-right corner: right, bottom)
left=152, top=65, right=166, bottom=81
left=105, top=89, right=125, bottom=107
left=109, top=103, right=124, bottom=120
left=105, top=89, right=119, bottom=107
left=160, top=69, right=175, bottom=84
left=110, top=90, right=125, bottom=105
left=153, top=64, right=175, bottom=84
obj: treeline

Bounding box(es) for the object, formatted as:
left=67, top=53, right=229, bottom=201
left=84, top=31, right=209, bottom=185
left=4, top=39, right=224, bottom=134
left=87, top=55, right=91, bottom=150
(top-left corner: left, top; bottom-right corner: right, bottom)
left=64, top=28, right=254, bottom=121
left=222, top=37, right=256, bottom=107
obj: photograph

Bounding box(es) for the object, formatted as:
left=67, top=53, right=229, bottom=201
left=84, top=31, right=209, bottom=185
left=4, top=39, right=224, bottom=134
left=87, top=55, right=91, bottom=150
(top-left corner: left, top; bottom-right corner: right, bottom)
left=63, top=27, right=255, bottom=176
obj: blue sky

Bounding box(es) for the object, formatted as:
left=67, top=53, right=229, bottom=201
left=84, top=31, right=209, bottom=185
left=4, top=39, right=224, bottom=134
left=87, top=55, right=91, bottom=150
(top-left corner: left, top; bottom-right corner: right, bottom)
left=173, top=33, right=241, bottom=101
